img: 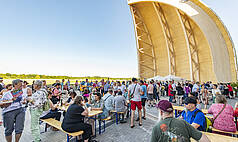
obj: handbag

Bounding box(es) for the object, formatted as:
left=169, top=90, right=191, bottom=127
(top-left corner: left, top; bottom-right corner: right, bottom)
left=210, top=104, right=226, bottom=125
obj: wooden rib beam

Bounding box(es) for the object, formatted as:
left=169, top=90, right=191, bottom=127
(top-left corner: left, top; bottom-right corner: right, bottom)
left=130, top=5, right=157, bottom=78
left=153, top=2, right=176, bottom=75
left=177, top=10, right=200, bottom=81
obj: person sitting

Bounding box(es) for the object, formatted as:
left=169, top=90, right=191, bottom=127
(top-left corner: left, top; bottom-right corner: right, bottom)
left=188, top=92, right=201, bottom=110
left=66, top=91, right=77, bottom=105
left=151, top=100, right=210, bottom=142
left=88, top=92, right=108, bottom=119
left=40, top=92, right=61, bottom=127
left=114, top=91, right=127, bottom=123
left=208, top=95, right=236, bottom=132
left=61, top=96, right=93, bottom=142
left=102, top=89, right=114, bottom=112
left=181, top=97, right=206, bottom=131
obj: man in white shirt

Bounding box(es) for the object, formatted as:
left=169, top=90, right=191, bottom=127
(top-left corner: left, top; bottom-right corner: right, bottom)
left=128, top=78, right=142, bottom=128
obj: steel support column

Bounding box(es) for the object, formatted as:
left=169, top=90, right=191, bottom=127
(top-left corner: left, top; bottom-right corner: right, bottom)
left=177, top=10, right=200, bottom=81
left=130, top=5, right=157, bottom=78
left=153, top=2, right=176, bottom=75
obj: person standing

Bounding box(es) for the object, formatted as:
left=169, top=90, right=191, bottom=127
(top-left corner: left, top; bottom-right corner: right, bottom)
left=28, top=80, right=47, bottom=142
left=1, top=79, right=26, bottom=142
left=0, top=77, right=5, bottom=92
left=139, top=80, right=147, bottom=120
left=168, top=81, right=174, bottom=102
left=147, top=81, right=154, bottom=107
left=128, top=78, right=142, bottom=128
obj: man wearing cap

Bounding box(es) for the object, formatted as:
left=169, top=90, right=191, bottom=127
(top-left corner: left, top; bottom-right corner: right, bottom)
left=181, top=97, right=206, bottom=131
left=1, top=79, right=27, bottom=142
left=128, top=78, right=142, bottom=128
left=151, top=100, right=210, bottom=142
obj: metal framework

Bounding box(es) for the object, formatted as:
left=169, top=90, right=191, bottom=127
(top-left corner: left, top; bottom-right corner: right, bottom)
left=177, top=10, right=200, bottom=81
left=130, top=4, right=157, bottom=78
left=153, top=2, right=175, bottom=75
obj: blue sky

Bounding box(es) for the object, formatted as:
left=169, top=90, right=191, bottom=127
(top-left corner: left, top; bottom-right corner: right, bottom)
left=0, top=0, right=237, bottom=78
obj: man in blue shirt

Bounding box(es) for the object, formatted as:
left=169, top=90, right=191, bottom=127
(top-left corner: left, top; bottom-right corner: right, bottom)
left=181, top=97, right=206, bottom=131
left=140, top=80, right=147, bottom=120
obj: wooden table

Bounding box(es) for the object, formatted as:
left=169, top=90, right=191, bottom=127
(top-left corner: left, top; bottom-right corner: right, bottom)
left=191, top=132, right=238, bottom=142
left=173, top=105, right=208, bottom=118
left=57, top=105, right=103, bottom=136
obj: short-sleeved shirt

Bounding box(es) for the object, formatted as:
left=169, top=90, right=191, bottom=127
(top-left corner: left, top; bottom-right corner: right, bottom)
left=140, top=85, right=147, bottom=99
left=128, top=83, right=141, bottom=102
left=114, top=95, right=126, bottom=112
left=181, top=108, right=206, bottom=131
left=151, top=117, right=202, bottom=142
left=62, top=104, right=85, bottom=127
left=102, top=93, right=114, bottom=111
left=91, top=99, right=104, bottom=109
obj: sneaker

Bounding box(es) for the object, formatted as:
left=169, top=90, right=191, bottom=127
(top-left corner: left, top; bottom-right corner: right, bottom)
left=142, top=116, right=146, bottom=120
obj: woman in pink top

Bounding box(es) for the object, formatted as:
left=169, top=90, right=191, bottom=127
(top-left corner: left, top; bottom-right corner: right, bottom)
left=208, top=95, right=236, bottom=132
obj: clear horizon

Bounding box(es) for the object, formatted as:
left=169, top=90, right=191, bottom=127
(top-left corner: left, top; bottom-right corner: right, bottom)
left=0, top=0, right=237, bottom=78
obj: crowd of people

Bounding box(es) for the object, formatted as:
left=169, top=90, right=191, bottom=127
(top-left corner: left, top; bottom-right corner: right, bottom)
left=0, top=77, right=238, bottom=142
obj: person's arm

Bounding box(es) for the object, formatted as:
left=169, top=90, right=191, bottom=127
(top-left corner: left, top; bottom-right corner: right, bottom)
left=192, top=112, right=205, bottom=129
left=81, top=104, right=89, bottom=116
left=199, top=134, right=211, bottom=142
left=88, top=93, right=92, bottom=104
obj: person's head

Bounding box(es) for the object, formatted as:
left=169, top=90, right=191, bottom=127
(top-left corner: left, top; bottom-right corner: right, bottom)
left=33, top=80, right=43, bottom=90
left=62, top=79, right=65, bottom=82
left=0, top=77, right=3, bottom=82
left=23, top=81, right=29, bottom=87
left=184, top=97, right=197, bottom=111
left=201, top=84, right=205, bottom=89
left=215, top=95, right=227, bottom=104
left=108, top=89, right=113, bottom=95
left=74, top=95, right=83, bottom=106
left=118, top=91, right=122, bottom=96
left=132, top=78, right=138, bottom=84
left=12, top=79, right=23, bottom=90
left=156, top=100, right=174, bottom=121
left=150, top=80, right=153, bottom=84
left=139, top=80, right=144, bottom=85
left=69, top=91, right=77, bottom=98
left=6, top=84, right=12, bottom=90
left=55, top=83, right=61, bottom=89
left=42, top=80, right=46, bottom=86
left=94, top=92, right=101, bottom=101
left=213, top=84, right=218, bottom=89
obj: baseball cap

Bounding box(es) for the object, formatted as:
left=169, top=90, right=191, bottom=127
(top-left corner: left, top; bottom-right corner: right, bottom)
left=156, top=100, right=173, bottom=113
left=184, top=97, right=197, bottom=105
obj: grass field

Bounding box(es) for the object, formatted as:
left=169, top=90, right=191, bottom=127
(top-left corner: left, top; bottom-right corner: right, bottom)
left=2, top=79, right=128, bottom=85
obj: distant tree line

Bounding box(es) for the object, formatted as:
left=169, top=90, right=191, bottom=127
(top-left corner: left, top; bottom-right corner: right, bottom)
left=0, top=73, right=131, bottom=81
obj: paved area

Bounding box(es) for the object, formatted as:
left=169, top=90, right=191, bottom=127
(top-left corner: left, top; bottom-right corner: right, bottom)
left=0, top=97, right=237, bottom=142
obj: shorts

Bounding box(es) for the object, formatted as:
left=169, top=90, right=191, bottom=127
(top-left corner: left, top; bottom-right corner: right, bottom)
left=141, top=98, right=147, bottom=107
left=3, top=108, right=25, bottom=136
left=148, top=94, right=153, bottom=101
left=131, top=100, right=142, bottom=111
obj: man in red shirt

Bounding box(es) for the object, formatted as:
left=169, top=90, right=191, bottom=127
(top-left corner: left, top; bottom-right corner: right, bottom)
left=168, top=81, right=174, bottom=102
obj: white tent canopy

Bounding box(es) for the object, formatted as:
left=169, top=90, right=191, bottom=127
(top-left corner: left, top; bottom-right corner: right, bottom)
left=163, top=75, right=184, bottom=82
left=148, top=75, right=164, bottom=81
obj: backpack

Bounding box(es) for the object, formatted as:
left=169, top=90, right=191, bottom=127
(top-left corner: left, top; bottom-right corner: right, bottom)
left=153, top=84, right=157, bottom=95
left=41, top=89, right=50, bottom=111
left=192, top=109, right=212, bottom=132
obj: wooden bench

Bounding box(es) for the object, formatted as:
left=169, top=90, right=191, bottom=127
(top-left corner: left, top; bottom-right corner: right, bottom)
left=211, top=127, right=238, bottom=137
left=99, top=116, right=112, bottom=134
left=40, top=118, right=84, bottom=142
left=111, top=110, right=125, bottom=125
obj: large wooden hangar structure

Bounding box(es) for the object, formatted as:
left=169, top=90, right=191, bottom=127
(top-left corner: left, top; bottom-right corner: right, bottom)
left=128, top=0, right=237, bottom=82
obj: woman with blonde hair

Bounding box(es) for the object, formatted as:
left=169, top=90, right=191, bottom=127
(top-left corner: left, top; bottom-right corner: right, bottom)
left=208, top=95, right=236, bottom=132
